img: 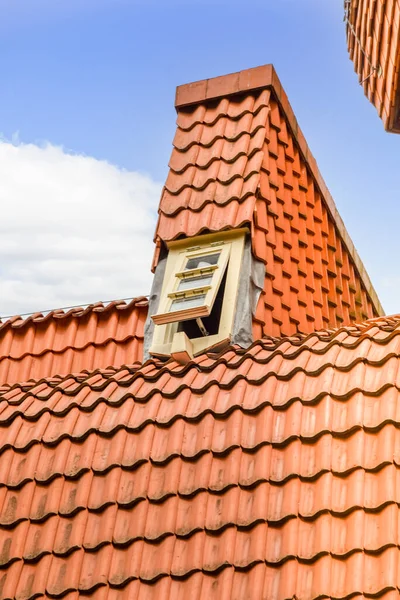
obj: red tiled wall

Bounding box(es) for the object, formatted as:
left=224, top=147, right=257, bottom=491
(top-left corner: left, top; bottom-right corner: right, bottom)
left=154, top=86, right=378, bottom=340
left=252, top=97, right=377, bottom=338
left=155, top=91, right=268, bottom=242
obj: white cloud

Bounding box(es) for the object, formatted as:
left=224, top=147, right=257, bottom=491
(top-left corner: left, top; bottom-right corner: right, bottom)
left=0, top=140, right=161, bottom=317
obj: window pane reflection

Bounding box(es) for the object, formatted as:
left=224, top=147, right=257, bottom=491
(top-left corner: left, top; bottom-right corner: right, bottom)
left=169, top=294, right=206, bottom=312
left=178, top=275, right=212, bottom=291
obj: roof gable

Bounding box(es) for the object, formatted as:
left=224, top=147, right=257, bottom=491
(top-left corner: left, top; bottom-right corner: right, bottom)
left=153, top=65, right=382, bottom=339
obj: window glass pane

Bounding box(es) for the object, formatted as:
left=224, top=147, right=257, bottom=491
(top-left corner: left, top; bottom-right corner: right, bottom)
left=169, top=294, right=206, bottom=312
left=185, top=253, right=219, bottom=270
left=178, top=274, right=212, bottom=291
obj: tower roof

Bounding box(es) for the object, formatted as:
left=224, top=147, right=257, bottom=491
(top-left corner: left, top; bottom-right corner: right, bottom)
left=154, top=65, right=382, bottom=338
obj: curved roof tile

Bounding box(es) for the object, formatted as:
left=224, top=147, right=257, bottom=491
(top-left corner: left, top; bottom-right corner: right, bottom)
left=345, top=0, right=400, bottom=133
left=154, top=65, right=383, bottom=339
left=1, top=316, right=400, bottom=598
left=0, top=298, right=148, bottom=387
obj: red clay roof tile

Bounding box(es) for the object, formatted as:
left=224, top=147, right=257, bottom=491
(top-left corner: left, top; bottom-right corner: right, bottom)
left=346, top=0, right=400, bottom=133
left=0, top=298, right=148, bottom=387
left=1, top=315, right=400, bottom=597
left=0, top=65, right=392, bottom=599
left=154, top=65, right=382, bottom=338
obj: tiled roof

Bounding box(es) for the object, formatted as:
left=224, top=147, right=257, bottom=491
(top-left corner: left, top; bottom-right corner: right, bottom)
left=345, top=0, right=400, bottom=133
left=0, top=64, right=389, bottom=599
left=0, top=298, right=148, bottom=387
left=154, top=65, right=382, bottom=338
left=1, top=315, right=400, bottom=598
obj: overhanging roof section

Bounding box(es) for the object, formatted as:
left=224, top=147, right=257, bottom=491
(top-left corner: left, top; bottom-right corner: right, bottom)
left=345, top=0, right=400, bottom=133
left=153, top=64, right=383, bottom=337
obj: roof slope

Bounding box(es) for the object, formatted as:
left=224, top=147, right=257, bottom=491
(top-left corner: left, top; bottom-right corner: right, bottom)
left=1, top=315, right=400, bottom=598
left=154, top=65, right=382, bottom=338
left=0, top=298, right=148, bottom=387
left=345, top=0, right=400, bottom=132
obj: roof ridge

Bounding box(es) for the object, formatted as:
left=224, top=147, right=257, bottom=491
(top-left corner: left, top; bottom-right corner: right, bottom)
left=2, top=314, right=400, bottom=397
left=0, top=296, right=149, bottom=332
left=175, top=64, right=275, bottom=108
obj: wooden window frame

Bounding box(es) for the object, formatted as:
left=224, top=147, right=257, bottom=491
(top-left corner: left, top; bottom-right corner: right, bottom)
left=152, top=243, right=231, bottom=325
left=150, top=229, right=247, bottom=357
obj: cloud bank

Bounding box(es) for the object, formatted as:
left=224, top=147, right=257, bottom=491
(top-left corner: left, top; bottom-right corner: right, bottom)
left=0, top=141, right=161, bottom=317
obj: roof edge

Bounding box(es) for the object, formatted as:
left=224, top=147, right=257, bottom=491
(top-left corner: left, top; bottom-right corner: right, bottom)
left=175, top=64, right=384, bottom=316
left=345, top=0, right=400, bottom=135
left=175, top=64, right=274, bottom=108
left=388, top=64, right=400, bottom=134
left=269, top=74, right=384, bottom=316
left=0, top=296, right=149, bottom=332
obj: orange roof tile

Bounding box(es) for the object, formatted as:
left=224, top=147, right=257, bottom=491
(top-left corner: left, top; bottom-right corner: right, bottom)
left=154, top=65, right=383, bottom=338
left=0, top=64, right=390, bottom=599
left=0, top=298, right=148, bottom=387
left=345, top=0, right=400, bottom=132
left=1, top=315, right=400, bottom=598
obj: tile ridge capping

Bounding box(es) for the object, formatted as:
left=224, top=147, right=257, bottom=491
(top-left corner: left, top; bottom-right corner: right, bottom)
left=175, top=64, right=384, bottom=317
left=0, top=295, right=149, bottom=331
left=175, top=64, right=275, bottom=108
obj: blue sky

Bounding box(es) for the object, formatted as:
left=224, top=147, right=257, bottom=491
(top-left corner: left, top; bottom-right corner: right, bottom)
left=0, top=0, right=399, bottom=316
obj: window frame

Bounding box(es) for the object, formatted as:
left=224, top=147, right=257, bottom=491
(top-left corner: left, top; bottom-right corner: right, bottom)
left=152, top=243, right=231, bottom=325
left=150, top=228, right=248, bottom=357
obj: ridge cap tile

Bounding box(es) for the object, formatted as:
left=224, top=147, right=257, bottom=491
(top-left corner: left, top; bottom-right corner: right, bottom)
left=175, top=65, right=274, bottom=108
left=0, top=296, right=149, bottom=332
